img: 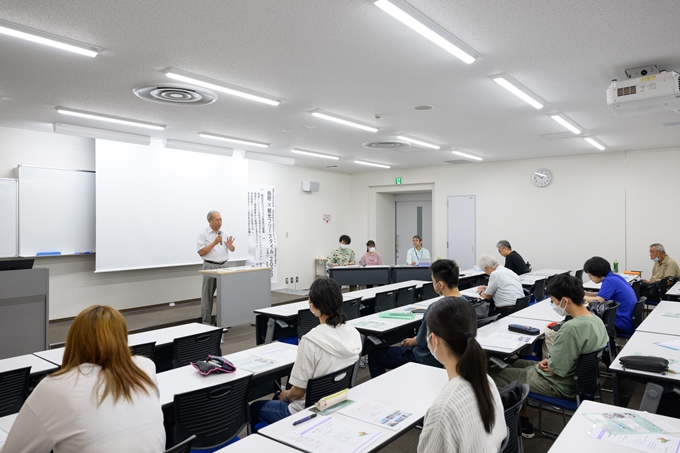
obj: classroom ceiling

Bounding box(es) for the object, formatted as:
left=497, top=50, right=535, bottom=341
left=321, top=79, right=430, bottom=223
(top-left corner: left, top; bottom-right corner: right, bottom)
left=0, top=0, right=679, bottom=173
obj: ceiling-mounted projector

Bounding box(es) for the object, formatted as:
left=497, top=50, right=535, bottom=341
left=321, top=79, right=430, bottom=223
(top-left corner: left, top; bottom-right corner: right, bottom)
left=607, top=69, right=680, bottom=117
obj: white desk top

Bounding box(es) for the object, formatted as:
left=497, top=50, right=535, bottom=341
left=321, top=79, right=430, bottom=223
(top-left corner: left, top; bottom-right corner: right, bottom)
left=666, top=281, right=680, bottom=296
left=348, top=306, right=423, bottom=334
left=259, top=362, right=447, bottom=453
left=459, top=268, right=485, bottom=278
left=328, top=265, right=392, bottom=270
left=548, top=400, right=680, bottom=453
left=583, top=273, right=639, bottom=291
left=511, top=299, right=563, bottom=322
left=33, top=323, right=221, bottom=366
left=214, top=434, right=301, bottom=452
left=637, top=301, right=680, bottom=336
left=461, top=286, right=482, bottom=298
left=0, top=413, right=17, bottom=445
left=532, top=268, right=570, bottom=276
left=0, top=353, right=59, bottom=375
left=477, top=316, right=548, bottom=355
left=609, top=331, right=680, bottom=381
left=518, top=274, right=548, bottom=285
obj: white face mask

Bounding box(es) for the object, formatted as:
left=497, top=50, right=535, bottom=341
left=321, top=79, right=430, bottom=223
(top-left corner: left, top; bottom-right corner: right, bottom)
left=427, top=333, right=440, bottom=363
left=652, top=257, right=660, bottom=262
left=551, top=298, right=568, bottom=317
left=368, top=247, right=376, bottom=253
left=433, top=281, right=442, bottom=295
left=340, top=244, right=347, bottom=250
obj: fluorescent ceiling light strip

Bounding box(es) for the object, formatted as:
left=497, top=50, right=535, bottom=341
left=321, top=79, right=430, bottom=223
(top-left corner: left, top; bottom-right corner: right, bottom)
left=291, top=149, right=339, bottom=160
left=374, top=0, right=477, bottom=64
left=354, top=160, right=391, bottom=169
left=57, top=108, right=165, bottom=130
left=165, top=139, right=233, bottom=155
left=491, top=74, right=545, bottom=109
left=0, top=20, right=100, bottom=57
left=584, top=137, right=606, bottom=151
left=53, top=123, right=150, bottom=145
left=550, top=114, right=581, bottom=134
left=451, top=150, right=483, bottom=161
left=199, top=133, right=269, bottom=148
left=244, top=151, right=295, bottom=166
left=396, top=135, right=440, bottom=150
left=164, top=69, right=280, bottom=106
left=311, top=111, right=379, bottom=132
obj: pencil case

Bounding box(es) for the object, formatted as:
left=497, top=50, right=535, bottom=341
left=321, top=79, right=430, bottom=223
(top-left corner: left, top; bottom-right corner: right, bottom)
left=508, top=324, right=540, bottom=335
left=618, top=356, right=669, bottom=374
left=191, top=355, right=236, bottom=376
left=314, top=388, right=349, bottom=410
left=379, top=312, right=416, bottom=320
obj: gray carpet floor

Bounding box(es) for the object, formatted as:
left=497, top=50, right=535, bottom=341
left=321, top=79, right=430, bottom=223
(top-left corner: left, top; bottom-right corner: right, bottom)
left=47, top=293, right=645, bottom=453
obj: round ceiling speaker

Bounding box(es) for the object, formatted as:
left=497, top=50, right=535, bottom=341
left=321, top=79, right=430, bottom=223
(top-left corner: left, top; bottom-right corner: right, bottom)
left=133, top=83, right=217, bottom=106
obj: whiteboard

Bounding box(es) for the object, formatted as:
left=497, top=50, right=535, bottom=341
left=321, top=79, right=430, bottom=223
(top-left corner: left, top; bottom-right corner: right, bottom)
left=95, top=139, right=248, bottom=272
left=17, top=166, right=96, bottom=257
left=0, top=178, right=18, bottom=257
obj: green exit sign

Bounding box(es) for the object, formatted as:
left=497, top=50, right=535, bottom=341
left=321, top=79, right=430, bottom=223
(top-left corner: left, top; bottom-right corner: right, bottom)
left=395, top=177, right=402, bottom=185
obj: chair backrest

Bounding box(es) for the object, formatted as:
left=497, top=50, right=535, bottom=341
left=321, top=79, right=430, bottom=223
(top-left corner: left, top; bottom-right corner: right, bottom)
left=172, top=329, right=223, bottom=368
left=574, top=348, right=605, bottom=405
left=421, top=282, right=438, bottom=301
left=173, top=374, right=252, bottom=450
left=514, top=295, right=531, bottom=311
left=639, top=382, right=664, bottom=414
left=632, top=297, right=646, bottom=330
left=477, top=314, right=500, bottom=327
left=304, top=362, right=357, bottom=408
left=163, top=434, right=196, bottom=453
left=0, top=367, right=30, bottom=417
left=602, top=301, right=620, bottom=338
left=374, top=290, right=397, bottom=312
left=533, top=279, right=546, bottom=301
left=396, top=285, right=416, bottom=307
left=297, top=308, right=320, bottom=339
left=342, top=298, right=362, bottom=321
left=525, top=262, right=532, bottom=273
left=574, top=269, right=584, bottom=282
left=631, top=280, right=641, bottom=300
left=130, top=341, right=156, bottom=359
left=500, top=382, right=530, bottom=453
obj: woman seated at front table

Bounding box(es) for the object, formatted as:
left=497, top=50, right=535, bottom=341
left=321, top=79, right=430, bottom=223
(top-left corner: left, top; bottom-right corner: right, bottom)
left=368, top=259, right=466, bottom=377
left=250, top=277, right=362, bottom=427
left=417, top=297, right=506, bottom=453
left=359, top=240, right=384, bottom=266
left=1, top=305, right=165, bottom=453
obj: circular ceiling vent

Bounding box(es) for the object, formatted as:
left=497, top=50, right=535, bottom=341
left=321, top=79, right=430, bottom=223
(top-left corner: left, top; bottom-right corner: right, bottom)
left=133, top=83, right=217, bottom=106
left=362, top=141, right=410, bottom=149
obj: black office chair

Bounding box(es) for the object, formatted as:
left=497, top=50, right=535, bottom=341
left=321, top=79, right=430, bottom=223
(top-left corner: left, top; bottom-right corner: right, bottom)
left=130, top=341, right=156, bottom=359
left=528, top=348, right=604, bottom=438
left=500, top=382, right=530, bottom=453
left=514, top=295, right=531, bottom=312
left=420, top=282, right=439, bottom=301
left=304, top=362, right=357, bottom=408
left=631, top=280, right=641, bottom=300
left=396, top=285, right=416, bottom=307
left=342, top=297, right=362, bottom=320
left=600, top=301, right=620, bottom=366
left=374, top=290, right=397, bottom=312
left=173, top=374, right=252, bottom=450
left=616, top=297, right=646, bottom=340
left=172, top=329, right=223, bottom=368
left=297, top=308, right=320, bottom=340
left=0, top=367, right=30, bottom=417
left=574, top=269, right=584, bottom=282
left=163, top=434, right=196, bottom=453
left=533, top=278, right=546, bottom=302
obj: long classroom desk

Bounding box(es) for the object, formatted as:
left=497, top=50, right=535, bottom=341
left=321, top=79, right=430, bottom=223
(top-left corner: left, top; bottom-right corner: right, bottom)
left=582, top=272, right=639, bottom=291
left=328, top=265, right=392, bottom=286
left=215, top=434, right=301, bottom=452
left=636, top=300, right=680, bottom=336
left=259, top=362, right=448, bottom=453
left=664, top=281, right=680, bottom=301
left=0, top=353, right=59, bottom=377
left=510, top=298, right=563, bottom=323
left=254, top=280, right=429, bottom=345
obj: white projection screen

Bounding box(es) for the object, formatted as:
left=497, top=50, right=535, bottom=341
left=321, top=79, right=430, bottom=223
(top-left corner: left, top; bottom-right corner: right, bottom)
left=95, top=139, right=248, bottom=272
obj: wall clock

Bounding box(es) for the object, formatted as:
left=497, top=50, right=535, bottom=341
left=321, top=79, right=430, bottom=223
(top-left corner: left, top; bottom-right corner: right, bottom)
left=532, top=169, right=552, bottom=187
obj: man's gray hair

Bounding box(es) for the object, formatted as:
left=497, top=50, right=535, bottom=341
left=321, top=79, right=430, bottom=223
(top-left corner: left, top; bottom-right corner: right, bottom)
left=207, top=210, right=220, bottom=221
left=478, top=254, right=499, bottom=270
left=650, top=243, right=666, bottom=253
left=496, top=240, right=512, bottom=250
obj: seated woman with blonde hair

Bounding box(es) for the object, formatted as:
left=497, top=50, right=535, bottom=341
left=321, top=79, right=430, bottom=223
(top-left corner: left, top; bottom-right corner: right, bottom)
left=2, top=305, right=165, bottom=453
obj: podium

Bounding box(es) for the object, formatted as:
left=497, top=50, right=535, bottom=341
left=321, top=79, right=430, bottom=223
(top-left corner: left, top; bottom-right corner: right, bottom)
left=0, top=267, right=49, bottom=359
left=200, top=267, right=271, bottom=328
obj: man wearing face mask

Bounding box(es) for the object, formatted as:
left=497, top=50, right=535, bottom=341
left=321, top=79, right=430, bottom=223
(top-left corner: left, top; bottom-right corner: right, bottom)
left=328, top=234, right=356, bottom=267
left=640, top=243, right=680, bottom=301
left=489, top=274, right=608, bottom=438
left=368, top=259, right=465, bottom=378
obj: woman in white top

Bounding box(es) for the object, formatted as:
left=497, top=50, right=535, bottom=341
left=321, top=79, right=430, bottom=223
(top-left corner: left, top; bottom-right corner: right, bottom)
left=250, top=277, right=362, bottom=428
left=1, top=305, right=165, bottom=453
left=418, top=297, right=506, bottom=453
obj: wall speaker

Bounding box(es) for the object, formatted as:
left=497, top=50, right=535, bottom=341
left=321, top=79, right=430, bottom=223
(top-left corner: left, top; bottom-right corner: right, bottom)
left=302, top=181, right=320, bottom=192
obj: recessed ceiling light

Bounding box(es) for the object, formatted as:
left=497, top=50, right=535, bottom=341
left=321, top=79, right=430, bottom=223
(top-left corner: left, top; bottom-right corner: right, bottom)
left=0, top=19, right=100, bottom=57
left=53, top=123, right=150, bottom=145
left=414, top=105, right=434, bottom=110
left=549, top=114, right=582, bottom=135
left=396, top=135, right=440, bottom=150
left=291, top=149, right=340, bottom=160
left=373, top=0, right=478, bottom=64
left=583, top=137, right=606, bottom=151
left=310, top=111, right=379, bottom=132
left=451, top=150, right=483, bottom=161
left=491, top=73, right=546, bottom=109
left=243, top=152, right=294, bottom=165
left=56, top=108, right=165, bottom=130
left=165, top=139, right=232, bottom=155
left=354, top=160, right=391, bottom=169
left=164, top=68, right=280, bottom=106
left=199, top=133, right=269, bottom=148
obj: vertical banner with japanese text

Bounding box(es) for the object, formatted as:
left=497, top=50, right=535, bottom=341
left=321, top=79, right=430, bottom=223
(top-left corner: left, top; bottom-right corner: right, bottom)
left=247, top=185, right=278, bottom=283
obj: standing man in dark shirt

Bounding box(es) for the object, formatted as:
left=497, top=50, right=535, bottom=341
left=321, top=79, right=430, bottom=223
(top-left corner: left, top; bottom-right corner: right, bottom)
left=497, top=240, right=530, bottom=275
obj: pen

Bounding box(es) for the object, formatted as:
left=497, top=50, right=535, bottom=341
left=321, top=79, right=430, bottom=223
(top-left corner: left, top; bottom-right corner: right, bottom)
left=292, top=413, right=317, bottom=426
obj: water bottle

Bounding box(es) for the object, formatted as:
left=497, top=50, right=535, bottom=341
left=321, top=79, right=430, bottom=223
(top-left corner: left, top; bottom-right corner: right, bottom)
left=613, top=259, right=619, bottom=273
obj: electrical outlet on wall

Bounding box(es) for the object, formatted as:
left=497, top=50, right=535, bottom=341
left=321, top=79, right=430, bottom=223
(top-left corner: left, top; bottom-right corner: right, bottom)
left=296, top=277, right=299, bottom=283
left=285, top=278, right=289, bottom=284
left=290, top=277, right=293, bottom=284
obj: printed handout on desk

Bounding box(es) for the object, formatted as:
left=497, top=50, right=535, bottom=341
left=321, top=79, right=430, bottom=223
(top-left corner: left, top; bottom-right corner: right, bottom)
left=589, top=429, right=680, bottom=453
left=280, top=415, right=383, bottom=453
left=584, top=411, right=680, bottom=436
left=653, top=338, right=680, bottom=351
left=478, top=332, right=536, bottom=348
left=229, top=355, right=281, bottom=373
left=351, top=319, right=393, bottom=331
left=337, top=400, right=414, bottom=431
left=662, top=312, right=680, bottom=318
left=258, top=347, right=298, bottom=363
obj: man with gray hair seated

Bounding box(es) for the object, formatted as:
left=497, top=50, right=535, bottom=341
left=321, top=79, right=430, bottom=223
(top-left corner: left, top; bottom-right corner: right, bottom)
left=476, top=254, right=524, bottom=316
left=496, top=240, right=530, bottom=275
left=641, top=243, right=680, bottom=301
